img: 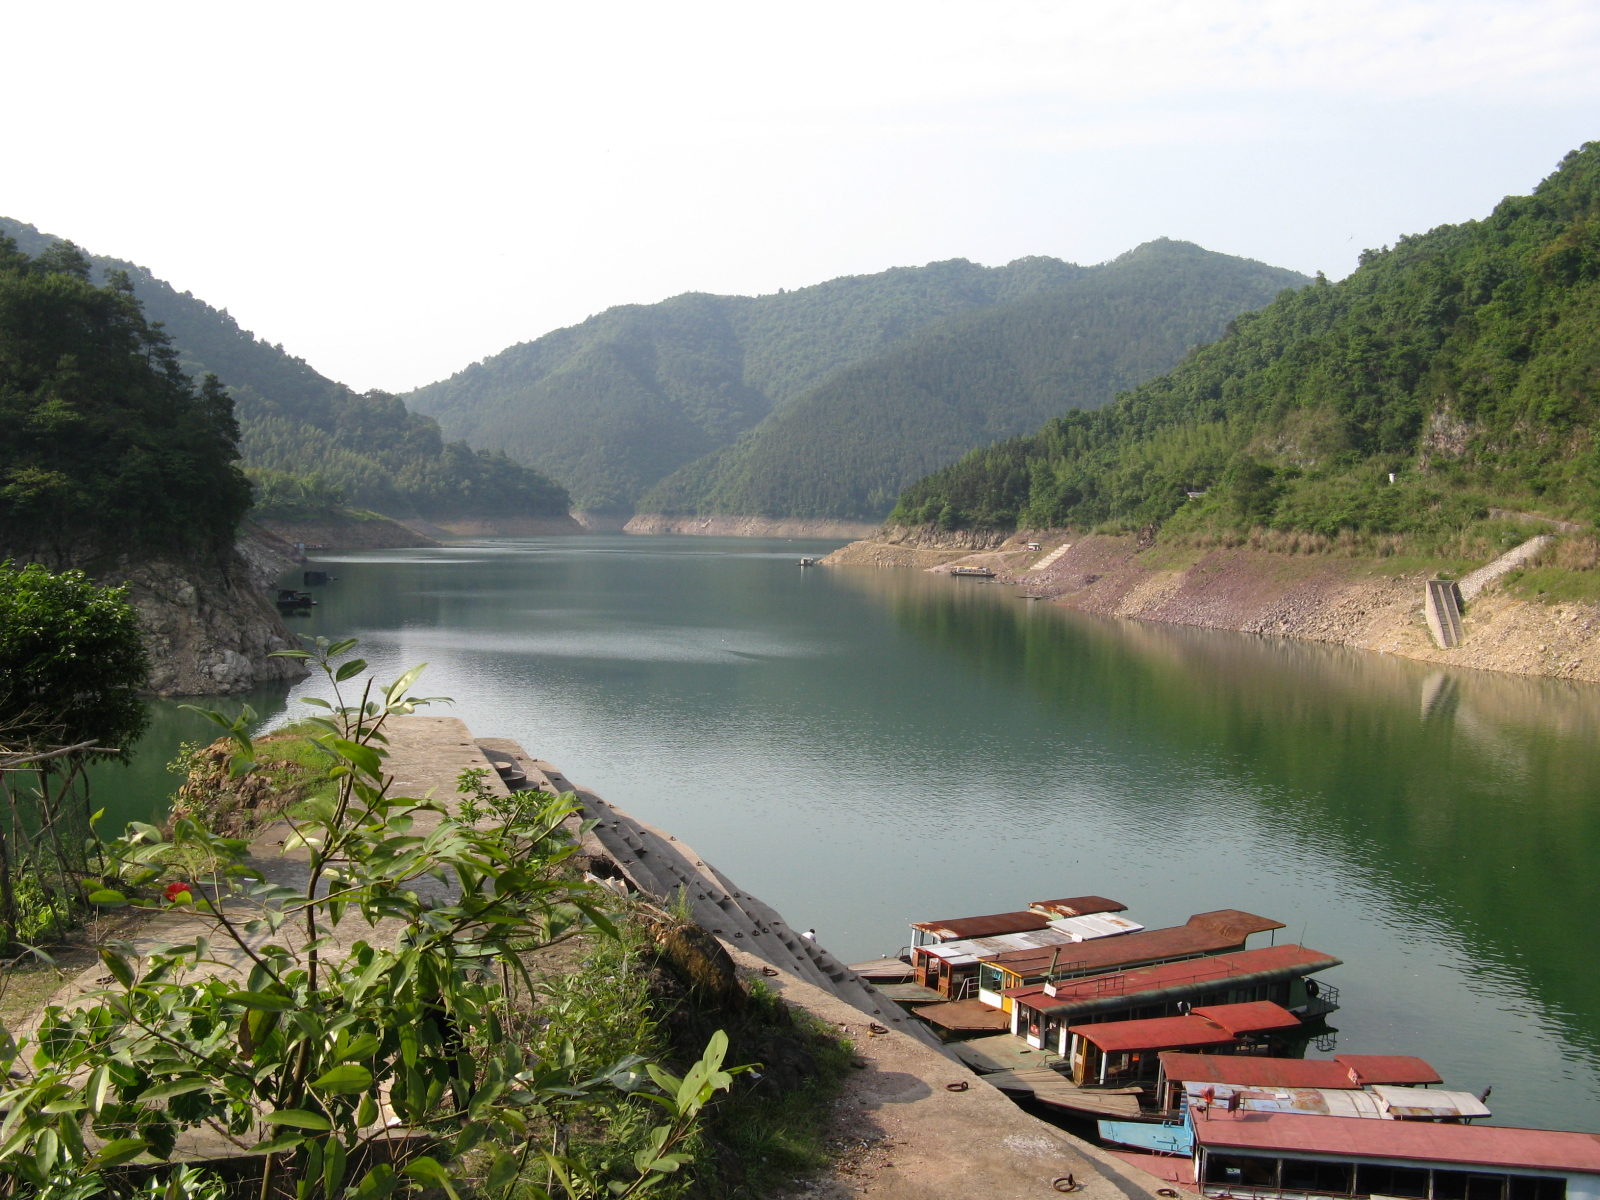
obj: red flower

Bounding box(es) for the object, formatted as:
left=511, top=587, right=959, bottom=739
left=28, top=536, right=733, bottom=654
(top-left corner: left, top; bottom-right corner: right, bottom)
left=165, top=881, right=193, bottom=902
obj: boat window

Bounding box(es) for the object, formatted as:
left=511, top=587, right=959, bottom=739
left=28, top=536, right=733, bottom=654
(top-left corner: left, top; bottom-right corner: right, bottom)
left=1433, top=1171, right=1507, bottom=1200
left=1281, top=1158, right=1354, bottom=1194
left=1509, top=1178, right=1566, bottom=1200
left=1357, top=1164, right=1430, bottom=1197
left=1204, top=1155, right=1278, bottom=1186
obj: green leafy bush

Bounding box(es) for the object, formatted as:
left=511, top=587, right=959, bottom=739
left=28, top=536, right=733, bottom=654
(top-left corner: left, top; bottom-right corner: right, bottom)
left=0, top=642, right=741, bottom=1199
left=0, top=560, right=148, bottom=749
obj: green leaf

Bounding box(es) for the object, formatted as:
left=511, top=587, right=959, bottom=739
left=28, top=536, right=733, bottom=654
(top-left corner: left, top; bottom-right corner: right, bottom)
left=349, top=1163, right=404, bottom=1200
left=300, top=695, right=332, bottom=708
left=86, top=1064, right=111, bottom=1114
left=324, top=1136, right=348, bottom=1196
left=404, top=1156, right=460, bottom=1200
left=334, top=658, right=369, bottom=682
left=310, top=1064, right=373, bottom=1094
left=99, top=946, right=133, bottom=989
left=485, top=1150, right=521, bottom=1191
left=645, top=1064, right=682, bottom=1097
left=338, top=1032, right=380, bottom=1060
left=251, top=1131, right=306, bottom=1154
left=87, top=889, right=126, bottom=906
left=225, top=989, right=294, bottom=1011
left=702, top=1029, right=728, bottom=1075
left=384, top=663, right=428, bottom=703
left=263, top=1109, right=331, bottom=1131
left=326, top=637, right=360, bottom=658
left=331, top=737, right=384, bottom=780
left=357, top=1095, right=378, bottom=1127
left=138, top=1077, right=210, bottom=1101
left=87, top=1137, right=146, bottom=1168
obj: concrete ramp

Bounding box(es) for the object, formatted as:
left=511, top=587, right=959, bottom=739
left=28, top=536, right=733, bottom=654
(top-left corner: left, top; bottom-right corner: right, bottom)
left=1459, top=534, right=1554, bottom=601
left=1030, top=542, right=1074, bottom=571
left=1425, top=579, right=1464, bottom=649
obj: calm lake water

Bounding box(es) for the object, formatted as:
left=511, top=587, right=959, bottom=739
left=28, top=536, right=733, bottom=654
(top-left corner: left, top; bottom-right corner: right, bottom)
left=95, top=536, right=1600, bottom=1131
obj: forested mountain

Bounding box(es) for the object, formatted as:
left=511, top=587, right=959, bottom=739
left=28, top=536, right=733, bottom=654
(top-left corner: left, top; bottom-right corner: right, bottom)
left=0, top=237, right=249, bottom=561
left=641, top=240, right=1308, bottom=521
left=0, top=219, right=568, bottom=519
left=407, top=257, right=1090, bottom=512
left=890, top=142, right=1600, bottom=540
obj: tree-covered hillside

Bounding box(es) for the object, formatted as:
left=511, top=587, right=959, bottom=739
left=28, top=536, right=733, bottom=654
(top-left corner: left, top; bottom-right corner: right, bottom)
left=641, top=241, right=1307, bottom=522
left=0, top=219, right=569, bottom=519
left=406, top=257, right=1089, bottom=512
left=0, top=238, right=250, bottom=561
left=891, top=143, right=1600, bottom=540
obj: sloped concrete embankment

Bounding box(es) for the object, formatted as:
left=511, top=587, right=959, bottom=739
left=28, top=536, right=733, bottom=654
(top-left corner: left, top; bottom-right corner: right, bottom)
left=828, top=528, right=1600, bottom=683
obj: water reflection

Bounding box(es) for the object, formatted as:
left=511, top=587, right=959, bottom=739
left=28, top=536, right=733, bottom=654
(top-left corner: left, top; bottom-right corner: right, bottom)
left=837, top=567, right=1600, bottom=1129
left=94, top=537, right=1600, bottom=1130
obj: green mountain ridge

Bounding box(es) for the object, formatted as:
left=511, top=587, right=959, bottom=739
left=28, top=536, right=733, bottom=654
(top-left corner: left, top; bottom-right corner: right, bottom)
left=407, top=256, right=1094, bottom=512
left=888, top=141, right=1600, bottom=545
left=640, top=240, right=1309, bottom=522
left=0, top=218, right=569, bottom=520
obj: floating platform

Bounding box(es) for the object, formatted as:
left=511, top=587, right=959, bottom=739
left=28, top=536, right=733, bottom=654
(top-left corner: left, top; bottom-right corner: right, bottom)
left=950, top=1033, right=1064, bottom=1074
left=984, top=1068, right=1143, bottom=1118
left=874, top=982, right=945, bottom=1005
left=847, top=957, right=916, bottom=983
left=950, top=566, right=996, bottom=578
left=913, top=999, right=1012, bottom=1033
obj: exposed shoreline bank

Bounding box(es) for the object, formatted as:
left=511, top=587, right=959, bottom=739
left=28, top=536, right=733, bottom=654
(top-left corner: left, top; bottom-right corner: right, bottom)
left=624, top=513, right=879, bottom=539
left=825, top=527, right=1600, bottom=684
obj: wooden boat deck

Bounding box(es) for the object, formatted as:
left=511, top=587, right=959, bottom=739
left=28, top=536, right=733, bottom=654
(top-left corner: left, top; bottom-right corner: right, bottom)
left=847, top=957, right=916, bottom=982
left=875, top=982, right=945, bottom=1004
left=950, top=1032, right=1064, bottom=1073
left=914, top=999, right=1012, bottom=1032
left=984, top=1068, right=1143, bottom=1119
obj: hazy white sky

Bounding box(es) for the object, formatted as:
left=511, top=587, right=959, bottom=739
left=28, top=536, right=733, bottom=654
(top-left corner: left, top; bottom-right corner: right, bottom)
left=6, top=1, right=1599, bottom=393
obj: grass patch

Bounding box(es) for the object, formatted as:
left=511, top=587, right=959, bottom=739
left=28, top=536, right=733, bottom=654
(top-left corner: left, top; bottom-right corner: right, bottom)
left=451, top=905, right=853, bottom=1200
left=702, top=979, right=855, bottom=1195
left=1503, top=567, right=1600, bottom=605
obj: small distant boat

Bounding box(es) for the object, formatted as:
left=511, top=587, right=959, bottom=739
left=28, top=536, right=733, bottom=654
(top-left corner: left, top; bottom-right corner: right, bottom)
left=950, top=566, right=996, bottom=578
left=798, top=557, right=820, bottom=566
left=275, top=589, right=316, bottom=610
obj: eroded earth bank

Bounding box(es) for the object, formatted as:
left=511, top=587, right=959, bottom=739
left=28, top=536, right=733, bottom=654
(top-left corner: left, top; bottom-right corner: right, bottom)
left=825, top=527, right=1600, bottom=683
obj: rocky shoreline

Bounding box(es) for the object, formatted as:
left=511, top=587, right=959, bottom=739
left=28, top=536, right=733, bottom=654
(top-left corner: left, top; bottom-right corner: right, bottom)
left=825, top=527, right=1600, bottom=684
left=107, top=525, right=310, bottom=696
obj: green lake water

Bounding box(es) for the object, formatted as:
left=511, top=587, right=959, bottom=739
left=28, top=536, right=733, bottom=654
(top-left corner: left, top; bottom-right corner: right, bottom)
left=92, top=536, right=1600, bottom=1131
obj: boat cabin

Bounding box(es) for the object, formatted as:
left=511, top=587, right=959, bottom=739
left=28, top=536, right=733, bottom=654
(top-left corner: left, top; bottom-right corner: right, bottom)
left=911, top=911, right=1144, bottom=999
left=910, top=895, right=1127, bottom=946
left=976, top=910, right=1286, bottom=1009
left=1156, top=1052, right=1442, bottom=1114
left=1010, top=944, right=1341, bottom=1054
left=1182, top=1082, right=1490, bottom=1123
left=1191, top=1112, right=1598, bottom=1200
left=1067, top=1001, right=1303, bottom=1087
